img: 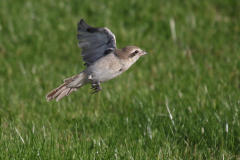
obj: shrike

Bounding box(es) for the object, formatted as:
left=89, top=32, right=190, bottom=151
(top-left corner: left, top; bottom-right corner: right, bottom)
left=46, top=19, right=147, bottom=102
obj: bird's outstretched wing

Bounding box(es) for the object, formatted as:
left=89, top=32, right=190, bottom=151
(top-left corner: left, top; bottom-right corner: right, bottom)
left=77, top=19, right=117, bottom=64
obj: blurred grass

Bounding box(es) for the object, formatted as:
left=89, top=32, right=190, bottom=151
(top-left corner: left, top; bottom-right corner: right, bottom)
left=0, top=0, right=240, bottom=159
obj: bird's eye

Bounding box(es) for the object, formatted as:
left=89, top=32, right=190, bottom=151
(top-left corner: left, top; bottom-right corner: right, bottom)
left=129, top=50, right=139, bottom=58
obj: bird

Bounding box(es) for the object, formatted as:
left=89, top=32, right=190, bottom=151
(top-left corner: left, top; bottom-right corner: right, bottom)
left=46, top=19, right=147, bottom=102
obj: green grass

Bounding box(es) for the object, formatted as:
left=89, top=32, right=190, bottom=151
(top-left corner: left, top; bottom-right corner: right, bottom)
left=1, top=0, right=240, bottom=159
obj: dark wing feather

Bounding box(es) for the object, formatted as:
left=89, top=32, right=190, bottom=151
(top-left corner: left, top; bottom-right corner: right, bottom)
left=77, top=19, right=117, bottom=64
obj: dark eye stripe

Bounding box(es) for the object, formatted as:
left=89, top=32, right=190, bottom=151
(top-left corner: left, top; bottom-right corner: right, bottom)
left=129, top=52, right=136, bottom=58
left=129, top=50, right=139, bottom=58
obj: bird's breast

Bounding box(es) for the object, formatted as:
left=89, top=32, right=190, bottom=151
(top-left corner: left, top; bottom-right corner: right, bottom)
left=84, top=54, right=124, bottom=82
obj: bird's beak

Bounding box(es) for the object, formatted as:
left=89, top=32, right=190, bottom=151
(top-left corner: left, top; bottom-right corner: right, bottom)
left=141, top=51, right=147, bottom=56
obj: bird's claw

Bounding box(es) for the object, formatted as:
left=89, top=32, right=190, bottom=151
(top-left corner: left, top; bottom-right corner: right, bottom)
left=91, top=81, right=102, bottom=94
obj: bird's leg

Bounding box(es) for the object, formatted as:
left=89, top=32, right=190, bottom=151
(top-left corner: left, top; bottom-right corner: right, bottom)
left=88, top=77, right=102, bottom=94
left=91, top=81, right=102, bottom=94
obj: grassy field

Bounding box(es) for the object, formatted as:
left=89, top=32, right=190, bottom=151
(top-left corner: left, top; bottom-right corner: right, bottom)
left=0, top=0, right=240, bottom=159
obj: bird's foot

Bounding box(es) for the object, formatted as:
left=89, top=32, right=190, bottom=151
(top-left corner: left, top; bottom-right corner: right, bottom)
left=91, top=81, right=102, bottom=94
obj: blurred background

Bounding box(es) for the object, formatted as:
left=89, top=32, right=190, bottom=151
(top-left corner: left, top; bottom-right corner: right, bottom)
left=0, top=0, right=240, bottom=159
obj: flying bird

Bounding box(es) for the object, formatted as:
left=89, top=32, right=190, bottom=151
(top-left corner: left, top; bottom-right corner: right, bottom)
left=46, top=19, right=147, bottom=102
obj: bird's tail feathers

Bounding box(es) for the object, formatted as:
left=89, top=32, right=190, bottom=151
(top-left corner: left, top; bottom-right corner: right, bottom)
left=46, top=74, right=82, bottom=102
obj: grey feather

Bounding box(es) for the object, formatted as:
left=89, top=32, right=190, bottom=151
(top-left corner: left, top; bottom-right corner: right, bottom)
left=76, top=19, right=117, bottom=64
left=78, top=19, right=92, bottom=29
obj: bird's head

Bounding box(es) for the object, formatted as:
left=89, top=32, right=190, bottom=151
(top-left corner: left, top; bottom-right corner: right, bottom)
left=124, top=46, right=147, bottom=57
left=117, top=46, right=147, bottom=61
left=116, top=46, right=147, bottom=69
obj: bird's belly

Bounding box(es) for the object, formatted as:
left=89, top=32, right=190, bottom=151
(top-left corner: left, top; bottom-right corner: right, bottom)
left=91, top=69, right=122, bottom=82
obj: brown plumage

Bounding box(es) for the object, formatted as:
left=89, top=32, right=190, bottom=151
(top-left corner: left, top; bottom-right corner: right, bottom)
left=46, top=75, right=79, bottom=102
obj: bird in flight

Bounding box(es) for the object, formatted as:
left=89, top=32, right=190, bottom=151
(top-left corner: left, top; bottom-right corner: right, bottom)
left=46, top=19, right=147, bottom=102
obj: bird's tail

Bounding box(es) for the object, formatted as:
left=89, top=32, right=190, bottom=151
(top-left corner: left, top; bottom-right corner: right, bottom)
left=46, top=74, right=83, bottom=102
